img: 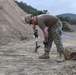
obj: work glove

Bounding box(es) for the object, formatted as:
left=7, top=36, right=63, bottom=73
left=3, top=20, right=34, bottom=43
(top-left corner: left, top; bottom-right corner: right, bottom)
left=43, top=41, right=48, bottom=45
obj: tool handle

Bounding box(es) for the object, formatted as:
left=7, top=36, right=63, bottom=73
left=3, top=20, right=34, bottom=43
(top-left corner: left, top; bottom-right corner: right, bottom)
left=35, top=38, right=38, bottom=52
left=35, top=45, right=40, bottom=52
left=34, top=29, right=38, bottom=38
left=34, top=29, right=39, bottom=52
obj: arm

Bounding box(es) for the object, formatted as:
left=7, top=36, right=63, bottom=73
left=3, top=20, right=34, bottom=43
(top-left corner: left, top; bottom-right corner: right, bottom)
left=32, top=25, right=36, bottom=33
left=37, top=20, right=48, bottom=43
left=32, top=25, right=38, bottom=38
left=43, top=27, right=48, bottom=43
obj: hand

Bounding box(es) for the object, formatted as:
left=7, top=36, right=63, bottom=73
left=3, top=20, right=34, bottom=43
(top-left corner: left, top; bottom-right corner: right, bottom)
left=34, top=32, right=38, bottom=38
left=34, top=29, right=38, bottom=38
left=43, top=41, right=48, bottom=45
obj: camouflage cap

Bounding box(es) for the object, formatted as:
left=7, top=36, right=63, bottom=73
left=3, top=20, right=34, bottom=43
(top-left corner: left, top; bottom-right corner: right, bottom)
left=25, top=14, right=33, bottom=24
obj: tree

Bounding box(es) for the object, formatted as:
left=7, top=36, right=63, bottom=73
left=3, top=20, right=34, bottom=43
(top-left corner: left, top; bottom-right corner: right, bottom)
left=43, top=10, right=49, bottom=14
left=15, top=1, right=49, bottom=15
left=57, top=16, right=76, bottom=24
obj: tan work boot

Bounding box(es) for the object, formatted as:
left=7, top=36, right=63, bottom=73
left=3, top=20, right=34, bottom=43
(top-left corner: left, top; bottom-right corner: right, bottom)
left=56, top=52, right=65, bottom=63
left=39, top=52, right=50, bottom=59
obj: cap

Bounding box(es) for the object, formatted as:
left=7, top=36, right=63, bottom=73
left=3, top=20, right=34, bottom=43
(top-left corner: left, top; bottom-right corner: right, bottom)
left=25, top=14, right=33, bottom=24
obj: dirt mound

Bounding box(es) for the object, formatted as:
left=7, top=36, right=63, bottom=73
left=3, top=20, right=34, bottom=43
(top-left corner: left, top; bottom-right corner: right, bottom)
left=62, top=21, right=76, bottom=32
left=0, top=0, right=33, bottom=45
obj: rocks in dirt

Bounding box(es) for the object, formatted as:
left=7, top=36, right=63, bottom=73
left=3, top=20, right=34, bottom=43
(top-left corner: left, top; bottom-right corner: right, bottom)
left=64, top=47, right=76, bottom=60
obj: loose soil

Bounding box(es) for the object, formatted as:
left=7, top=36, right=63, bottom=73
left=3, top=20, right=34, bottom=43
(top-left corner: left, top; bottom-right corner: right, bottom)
left=0, top=32, right=76, bottom=75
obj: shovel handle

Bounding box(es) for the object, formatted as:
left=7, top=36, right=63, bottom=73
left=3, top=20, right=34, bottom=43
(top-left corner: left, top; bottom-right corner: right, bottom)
left=35, top=38, right=38, bottom=52
left=35, top=45, right=41, bottom=52
left=35, top=47, right=37, bottom=52
left=34, top=29, right=39, bottom=52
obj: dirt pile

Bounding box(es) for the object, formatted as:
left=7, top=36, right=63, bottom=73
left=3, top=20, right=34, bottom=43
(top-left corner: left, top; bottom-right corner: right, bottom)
left=0, top=0, right=33, bottom=45
left=62, top=21, right=76, bottom=32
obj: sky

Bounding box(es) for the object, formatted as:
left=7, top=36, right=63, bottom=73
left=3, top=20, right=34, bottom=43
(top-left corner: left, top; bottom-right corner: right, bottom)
left=17, top=0, right=76, bottom=15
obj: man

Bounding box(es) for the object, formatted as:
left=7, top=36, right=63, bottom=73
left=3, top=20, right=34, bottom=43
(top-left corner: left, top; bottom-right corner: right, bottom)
left=25, top=14, right=65, bottom=61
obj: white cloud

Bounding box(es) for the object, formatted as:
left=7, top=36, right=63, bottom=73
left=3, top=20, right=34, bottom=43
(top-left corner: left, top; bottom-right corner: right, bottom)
left=17, top=0, right=76, bottom=15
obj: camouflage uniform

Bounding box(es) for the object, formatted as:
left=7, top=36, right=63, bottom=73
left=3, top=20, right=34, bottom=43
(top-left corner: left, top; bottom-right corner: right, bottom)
left=44, top=20, right=64, bottom=53
left=36, top=14, right=64, bottom=53
left=25, top=14, right=64, bottom=59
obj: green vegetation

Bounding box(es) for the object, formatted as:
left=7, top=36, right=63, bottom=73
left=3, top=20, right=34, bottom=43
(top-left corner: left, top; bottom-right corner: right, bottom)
left=15, top=1, right=76, bottom=24
left=15, top=1, right=48, bottom=15
left=57, top=16, right=76, bottom=24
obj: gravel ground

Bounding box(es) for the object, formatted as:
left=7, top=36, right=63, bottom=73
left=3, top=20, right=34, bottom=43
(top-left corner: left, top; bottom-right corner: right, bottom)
left=0, top=32, right=76, bottom=75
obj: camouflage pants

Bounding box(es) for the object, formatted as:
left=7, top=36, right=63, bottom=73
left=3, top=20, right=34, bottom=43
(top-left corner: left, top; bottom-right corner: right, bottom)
left=44, top=20, right=64, bottom=53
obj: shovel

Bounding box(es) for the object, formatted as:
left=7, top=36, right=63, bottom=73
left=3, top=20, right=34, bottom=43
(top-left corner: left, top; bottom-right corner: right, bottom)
left=34, top=29, right=41, bottom=52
